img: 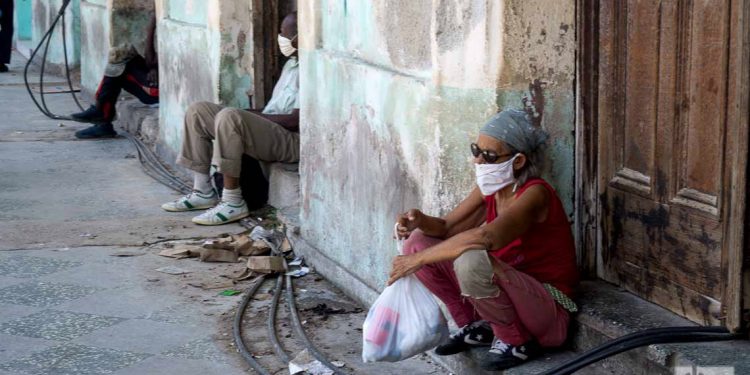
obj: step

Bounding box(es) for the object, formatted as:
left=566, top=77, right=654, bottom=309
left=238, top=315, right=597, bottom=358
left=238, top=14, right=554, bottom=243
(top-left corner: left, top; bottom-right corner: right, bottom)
left=571, top=281, right=750, bottom=375
left=267, top=162, right=300, bottom=215
left=114, top=99, right=160, bottom=146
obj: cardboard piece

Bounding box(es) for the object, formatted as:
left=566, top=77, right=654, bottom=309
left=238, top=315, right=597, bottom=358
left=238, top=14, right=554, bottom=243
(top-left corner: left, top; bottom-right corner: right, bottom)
left=158, top=246, right=200, bottom=259
left=200, top=248, right=239, bottom=263
left=247, top=256, right=285, bottom=274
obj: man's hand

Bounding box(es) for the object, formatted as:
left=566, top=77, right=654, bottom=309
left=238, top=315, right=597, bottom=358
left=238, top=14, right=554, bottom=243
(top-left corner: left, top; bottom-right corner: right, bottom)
left=387, top=254, right=423, bottom=285
left=146, top=68, right=158, bottom=87
left=395, top=209, right=423, bottom=239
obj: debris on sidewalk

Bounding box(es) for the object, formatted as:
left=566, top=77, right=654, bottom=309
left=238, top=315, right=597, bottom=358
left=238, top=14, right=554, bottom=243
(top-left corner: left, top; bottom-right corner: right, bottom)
left=247, top=256, right=285, bottom=274
left=158, top=246, right=200, bottom=259
left=286, top=267, right=310, bottom=278
left=155, top=266, right=190, bottom=275
left=200, top=248, right=238, bottom=263
left=288, top=349, right=334, bottom=375
left=218, top=289, right=242, bottom=296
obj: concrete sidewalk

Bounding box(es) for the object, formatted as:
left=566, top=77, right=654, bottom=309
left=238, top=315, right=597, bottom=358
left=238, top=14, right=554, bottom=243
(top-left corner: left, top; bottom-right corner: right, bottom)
left=0, top=53, right=251, bottom=374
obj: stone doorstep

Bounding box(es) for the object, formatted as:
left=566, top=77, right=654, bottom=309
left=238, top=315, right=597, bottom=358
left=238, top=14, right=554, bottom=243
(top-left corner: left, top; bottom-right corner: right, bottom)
left=114, top=99, right=160, bottom=145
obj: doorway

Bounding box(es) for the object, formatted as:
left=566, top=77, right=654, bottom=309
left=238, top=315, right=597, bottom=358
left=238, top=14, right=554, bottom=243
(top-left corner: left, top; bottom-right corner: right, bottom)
left=577, top=0, right=750, bottom=331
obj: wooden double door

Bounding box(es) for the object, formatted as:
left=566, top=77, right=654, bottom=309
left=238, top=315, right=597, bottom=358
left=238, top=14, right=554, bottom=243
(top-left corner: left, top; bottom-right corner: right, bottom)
left=588, top=0, right=749, bottom=330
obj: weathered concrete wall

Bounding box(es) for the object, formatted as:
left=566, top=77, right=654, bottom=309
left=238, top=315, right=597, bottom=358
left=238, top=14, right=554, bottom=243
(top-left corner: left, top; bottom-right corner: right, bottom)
left=156, top=0, right=254, bottom=157
left=79, top=0, right=108, bottom=96
left=31, top=0, right=80, bottom=67
left=299, top=0, right=576, bottom=291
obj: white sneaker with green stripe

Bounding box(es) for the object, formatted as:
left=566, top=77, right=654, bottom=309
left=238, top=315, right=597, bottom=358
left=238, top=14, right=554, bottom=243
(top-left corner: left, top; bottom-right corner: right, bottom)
left=161, top=190, right=220, bottom=212
left=191, top=200, right=249, bottom=225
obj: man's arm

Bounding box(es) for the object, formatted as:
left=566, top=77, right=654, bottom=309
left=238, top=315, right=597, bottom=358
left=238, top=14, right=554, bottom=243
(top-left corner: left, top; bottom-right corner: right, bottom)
left=253, top=109, right=300, bottom=132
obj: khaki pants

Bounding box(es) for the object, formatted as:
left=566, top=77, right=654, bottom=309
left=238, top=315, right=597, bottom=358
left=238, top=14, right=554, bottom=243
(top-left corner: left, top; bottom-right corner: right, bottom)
left=176, top=102, right=300, bottom=177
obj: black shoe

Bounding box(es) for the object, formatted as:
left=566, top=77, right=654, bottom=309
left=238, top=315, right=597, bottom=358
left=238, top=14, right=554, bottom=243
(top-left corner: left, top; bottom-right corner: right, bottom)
left=0, top=64, right=8, bottom=73
left=434, top=321, right=494, bottom=355
left=71, top=105, right=107, bottom=123
left=479, top=338, right=540, bottom=371
left=75, top=123, right=117, bottom=139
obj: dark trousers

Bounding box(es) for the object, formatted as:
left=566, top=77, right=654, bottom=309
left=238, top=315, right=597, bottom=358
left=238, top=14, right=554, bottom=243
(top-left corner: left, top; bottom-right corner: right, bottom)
left=0, top=0, right=13, bottom=64
left=95, top=55, right=159, bottom=122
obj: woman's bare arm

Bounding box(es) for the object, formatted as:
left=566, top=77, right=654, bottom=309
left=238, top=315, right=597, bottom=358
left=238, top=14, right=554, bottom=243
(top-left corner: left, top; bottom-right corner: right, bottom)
left=388, top=185, right=549, bottom=284
left=400, top=187, right=485, bottom=239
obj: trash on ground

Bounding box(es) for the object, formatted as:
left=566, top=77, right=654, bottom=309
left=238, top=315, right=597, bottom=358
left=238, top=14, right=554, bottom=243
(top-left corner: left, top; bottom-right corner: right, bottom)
left=110, top=251, right=145, bottom=257
left=155, top=266, right=190, bottom=275
left=288, top=349, right=333, bottom=375
left=247, top=256, right=285, bottom=274
left=331, top=361, right=346, bottom=368
left=79, top=233, right=97, bottom=238
left=158, top=246, right=200, bottom=259
left=219, top=289, right=242, bottom=296
left=280, top=237, right=293, bottom=253
left=286, top=266, right=310, bottom=278
left=289, top=257, right=304, bottom=267
left=199, top=247, right=238, bottom=263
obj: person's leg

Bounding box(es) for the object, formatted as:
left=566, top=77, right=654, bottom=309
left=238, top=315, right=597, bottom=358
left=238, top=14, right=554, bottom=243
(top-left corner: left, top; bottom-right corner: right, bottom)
left=118, top=56, right=159, bottom=105
left=213, top=108, right=300, bottom=179
left=0, top=0, right=14, bottom=70
left=490, top=260, right=570, bottom=347
left=453, top=250, right=532, bottom=346
left=402, top=231, right=491, bottom=356
left=403, top=231, right=478, bottom=327
left=162, top=102, right=225, bottom=212
left=453, top=250, right=569, bottom=370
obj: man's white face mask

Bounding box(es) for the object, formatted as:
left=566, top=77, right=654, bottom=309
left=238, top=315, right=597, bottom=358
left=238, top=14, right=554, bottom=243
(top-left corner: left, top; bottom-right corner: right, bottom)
left=278, top=34, right=297, bottom=57
left=475, top=154, right=519, bottom=196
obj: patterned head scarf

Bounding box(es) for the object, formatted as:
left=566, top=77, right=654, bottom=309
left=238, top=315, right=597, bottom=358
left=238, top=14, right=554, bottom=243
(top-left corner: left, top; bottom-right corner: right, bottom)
left=479, top=109, right=548, bottom=154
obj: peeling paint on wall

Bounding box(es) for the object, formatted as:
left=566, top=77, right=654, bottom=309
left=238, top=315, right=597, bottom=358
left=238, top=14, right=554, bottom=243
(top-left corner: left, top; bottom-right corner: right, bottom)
left=300, top=0, right=576, bottom=292
left=157, top=0, right=254, bottom=155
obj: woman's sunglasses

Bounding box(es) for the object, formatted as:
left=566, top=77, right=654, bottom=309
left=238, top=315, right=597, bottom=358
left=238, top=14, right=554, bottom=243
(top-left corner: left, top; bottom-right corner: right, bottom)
left=470, top=143, right=512, bottom=163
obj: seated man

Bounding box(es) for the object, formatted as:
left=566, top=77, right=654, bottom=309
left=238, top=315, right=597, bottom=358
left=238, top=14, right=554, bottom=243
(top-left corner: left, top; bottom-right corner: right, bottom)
left=70, top=14, right=159, bottom=139
left=161, top=12, right=300, bottom=226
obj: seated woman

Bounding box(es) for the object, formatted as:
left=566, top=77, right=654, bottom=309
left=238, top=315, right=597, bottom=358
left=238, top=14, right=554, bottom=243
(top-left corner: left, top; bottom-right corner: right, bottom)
left=388, top=109, right=579, bottom=371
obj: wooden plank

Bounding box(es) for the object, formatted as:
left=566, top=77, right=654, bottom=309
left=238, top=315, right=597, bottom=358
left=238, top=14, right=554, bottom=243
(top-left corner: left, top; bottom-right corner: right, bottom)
left=575, top=0, right=600, bottom=277
left=722, top=0, right=749, bottom=332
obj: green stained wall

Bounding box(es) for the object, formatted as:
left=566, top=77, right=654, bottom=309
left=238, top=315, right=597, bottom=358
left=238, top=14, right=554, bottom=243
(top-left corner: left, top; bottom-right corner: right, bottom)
left=31, top=0, right=80, bottom=66
left=299, top=0, right=576, bottom=295
left=157, top=0, right=254, bottom=155
left=15, top=0, right=33, bottom=41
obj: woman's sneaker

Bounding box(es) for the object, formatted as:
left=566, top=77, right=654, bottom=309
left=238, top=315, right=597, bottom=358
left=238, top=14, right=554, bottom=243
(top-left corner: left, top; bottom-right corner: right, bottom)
left=161, top=190, right=219, bottom=212
left=434, top=321, right=494, bottom=355
left=479, top=338, right=540, bottom=371
left=192, top=200, right=249, bottom=225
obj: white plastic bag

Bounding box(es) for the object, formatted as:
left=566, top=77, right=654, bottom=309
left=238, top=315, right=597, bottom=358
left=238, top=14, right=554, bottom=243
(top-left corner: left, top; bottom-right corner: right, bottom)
left=362, top=233, right=449, bottom=362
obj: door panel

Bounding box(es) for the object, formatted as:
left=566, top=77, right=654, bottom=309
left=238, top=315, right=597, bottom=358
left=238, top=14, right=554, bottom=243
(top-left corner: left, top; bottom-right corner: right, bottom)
left=598, top=0, right=744, bottom=325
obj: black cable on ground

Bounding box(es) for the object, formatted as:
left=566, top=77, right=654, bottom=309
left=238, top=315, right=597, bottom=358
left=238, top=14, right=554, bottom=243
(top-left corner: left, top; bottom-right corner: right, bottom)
left=24, top=0, right=79, bottom=121
left=285, top=273, right=349, bottom=375
left=122, top=132, right=191, bottom=194
left=232, top=275, right=272, bottom=375
left=541, top=326, right=745, bottom=375
left=267, top=275, right=290, bottom=364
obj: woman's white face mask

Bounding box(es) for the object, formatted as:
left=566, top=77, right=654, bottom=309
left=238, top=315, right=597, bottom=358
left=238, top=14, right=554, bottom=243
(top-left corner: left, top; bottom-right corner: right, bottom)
left=278, top=34, right=297, bottom=57
left=475, top=154, right=519, bottom=196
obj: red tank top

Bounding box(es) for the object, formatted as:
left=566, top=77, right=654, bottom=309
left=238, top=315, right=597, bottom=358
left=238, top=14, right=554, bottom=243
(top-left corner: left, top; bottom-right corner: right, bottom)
left=485, top=178, right=579, bottom=297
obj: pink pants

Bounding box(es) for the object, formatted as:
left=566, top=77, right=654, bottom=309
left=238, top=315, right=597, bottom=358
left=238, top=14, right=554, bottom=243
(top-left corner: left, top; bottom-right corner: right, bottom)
left=403, top=230, right=570, bottom=347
